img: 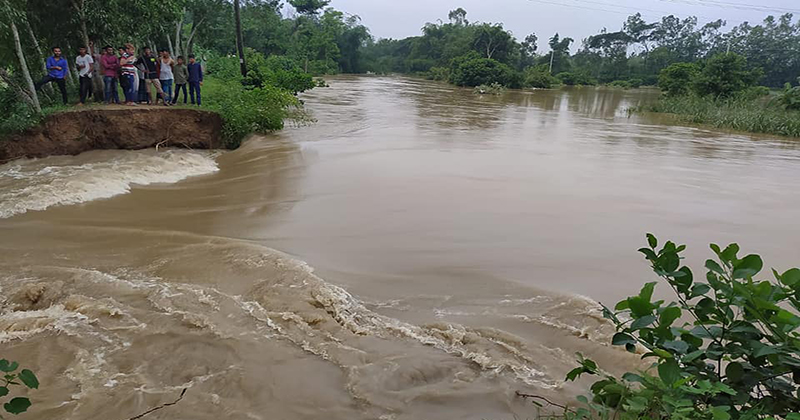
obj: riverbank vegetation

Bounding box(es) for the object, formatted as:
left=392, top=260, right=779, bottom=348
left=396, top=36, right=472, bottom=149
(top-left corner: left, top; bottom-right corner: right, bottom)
left=0, top=0, right=369, bottom=146
left=361, top=9, right=800, bottom=91
left=524, top=235, right=800, bottom=419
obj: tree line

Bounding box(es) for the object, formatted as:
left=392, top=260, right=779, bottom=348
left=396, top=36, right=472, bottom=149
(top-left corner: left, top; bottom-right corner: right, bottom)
left=361, top=8, right=800, bottom=89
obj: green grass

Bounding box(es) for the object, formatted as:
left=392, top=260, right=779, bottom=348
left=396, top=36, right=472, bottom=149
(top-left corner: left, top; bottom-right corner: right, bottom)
left=1, top=76, right=304, bottom=149
left=642, top=94, right=800, bottom=138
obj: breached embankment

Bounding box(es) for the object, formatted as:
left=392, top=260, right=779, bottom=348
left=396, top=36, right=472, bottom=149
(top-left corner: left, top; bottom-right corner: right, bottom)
left=0, top=107, right=224, bottom=163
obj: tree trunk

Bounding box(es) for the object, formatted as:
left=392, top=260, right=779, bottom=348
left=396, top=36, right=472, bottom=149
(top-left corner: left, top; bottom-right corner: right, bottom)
left=10, top=22, right=41, bottom=113
left=91, top=43, right=104, bottom=101
left=72, top=0, right=102, bottom=100
left=24, top=19, right=47, bottom=75
left=234, top=0, right=247, bottom=77
left=185, top=17, right=205, bottom=57
left=0, top=68, right=36, bottom=107
left=175, top=8, right=186, bottom=57
left=167, top=33, right=175, bottom=57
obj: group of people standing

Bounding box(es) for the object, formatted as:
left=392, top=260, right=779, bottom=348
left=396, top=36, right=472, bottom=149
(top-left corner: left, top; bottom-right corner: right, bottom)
left=35, top=44, right=204, bottom=107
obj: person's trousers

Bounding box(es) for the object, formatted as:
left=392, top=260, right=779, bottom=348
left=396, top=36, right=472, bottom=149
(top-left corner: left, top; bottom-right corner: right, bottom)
left=189, top=81, right=202, bottom=106
left=104, top=76, right=120, bottom=104
left=172, top=83, right=187, bottom=104
left=145, top=78, right=166, bottom=102
left=79, top=76, right=93, bottom=104
left=122, top=74, right=136, bottom=103
left=35, top=75, right=67, bottom=104
left=160, top=79, right=173, bottom=102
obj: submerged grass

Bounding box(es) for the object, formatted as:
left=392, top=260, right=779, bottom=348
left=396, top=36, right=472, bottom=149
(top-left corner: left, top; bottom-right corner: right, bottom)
left=641, top=95, right=800, bottom=138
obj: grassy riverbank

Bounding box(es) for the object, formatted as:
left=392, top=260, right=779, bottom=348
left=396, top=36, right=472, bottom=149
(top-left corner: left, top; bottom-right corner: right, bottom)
left=641, top=95, right=800, bottom=138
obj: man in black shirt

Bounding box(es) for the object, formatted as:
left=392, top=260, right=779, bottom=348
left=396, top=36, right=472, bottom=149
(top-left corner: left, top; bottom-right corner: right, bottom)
left=140, top=47, right=169, bottom=106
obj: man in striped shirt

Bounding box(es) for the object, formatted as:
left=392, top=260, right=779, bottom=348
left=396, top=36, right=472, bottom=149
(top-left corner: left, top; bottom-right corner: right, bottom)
left=120, top=43, right=138, bottom=105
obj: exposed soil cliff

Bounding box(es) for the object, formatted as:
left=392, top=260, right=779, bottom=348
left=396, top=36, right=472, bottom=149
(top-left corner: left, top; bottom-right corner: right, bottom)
left=0, top=107, right=224, bottom=163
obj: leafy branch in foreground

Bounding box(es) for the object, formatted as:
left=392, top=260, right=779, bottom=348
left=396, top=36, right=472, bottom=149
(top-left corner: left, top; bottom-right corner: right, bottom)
left=0, top=359, right=38, bottom=416
left=560, top=235, right=800, bottom=419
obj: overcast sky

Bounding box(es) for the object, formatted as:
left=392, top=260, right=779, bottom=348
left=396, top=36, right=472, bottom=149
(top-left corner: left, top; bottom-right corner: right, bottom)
left=325, top=0, right=800, bottom=51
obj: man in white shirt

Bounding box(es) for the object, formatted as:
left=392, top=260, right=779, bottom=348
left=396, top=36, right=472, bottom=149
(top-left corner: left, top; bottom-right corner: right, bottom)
left=76, top=46, right=95, bottom=105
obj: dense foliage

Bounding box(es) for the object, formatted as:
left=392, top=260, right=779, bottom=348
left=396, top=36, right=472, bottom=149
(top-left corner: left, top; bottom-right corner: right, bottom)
left=361, top=9, right=799, bottom=91
left=563, top=235, right=800, bottom=419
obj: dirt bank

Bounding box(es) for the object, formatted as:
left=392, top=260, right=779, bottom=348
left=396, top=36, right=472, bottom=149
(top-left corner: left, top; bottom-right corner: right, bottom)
left=0, top=107, right=223, bottom=163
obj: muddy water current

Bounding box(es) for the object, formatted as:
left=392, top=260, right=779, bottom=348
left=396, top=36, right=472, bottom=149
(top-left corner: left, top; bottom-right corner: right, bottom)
left=1, top=76, right=799, bottom=420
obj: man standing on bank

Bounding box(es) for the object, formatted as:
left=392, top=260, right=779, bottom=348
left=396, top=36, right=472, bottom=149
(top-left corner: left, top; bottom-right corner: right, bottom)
left=34, top=47, right=69, bottom=105
left=76, top=46, right=95, bottom=105
left=101, top=45, right=120, bottom=104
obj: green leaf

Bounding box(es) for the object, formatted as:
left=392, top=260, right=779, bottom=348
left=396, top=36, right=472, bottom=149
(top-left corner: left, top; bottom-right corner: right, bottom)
left=663, top=340, right=689, bottom=354
left=732, top=254, right=763, bottom=279
left=0, top=387, right=7, bottom=398
left=0, top=360, right=19, bottom=373
left=720, top=244, right=740, bottom=262
left=659, top=307, right=682, bottom=328
left=639, top=248, right=658, bottom=261
left=639, top=282, right=657, bottom=303
left=627, top=297, right=653, bottom=318
left=647, top=234, right=658, bottom=249
left=658, top=359, right=682, bottom=386
left=622, top=372, right=645, bottom=383
left=780, top=268, right=800, bottom=287
left=612, top=332, right=637, bottom=347
left=630, top=315, right=657, bottom=331
left=4, top=397, right=31, bottom=415
left=683, top=350, right=705, bottom=363
left=786, top=414, right=800, bottom=420
left=705, top=260, right=725, bottom=275
left=614, top=300, right=629, bottom=311
left=711, top=406, right=731, bottom=420
left=690, top=283, right=711, bottom=298
left=725, top=362, right=744, bottom=382
left=18, top=370, right=38, bottom=390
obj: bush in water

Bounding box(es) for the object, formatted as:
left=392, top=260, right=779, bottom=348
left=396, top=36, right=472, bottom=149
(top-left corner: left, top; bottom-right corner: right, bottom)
left=556, top=72, right=597, bottom=86
left=203, top=78, right=302, bottom=149
left=563, top=235, right=800, bottom=419
left=0, top=360, right=39, bottom=415
left=449, top=53, right=522, bottom=88
left=524, top=65, right=558, bottom=89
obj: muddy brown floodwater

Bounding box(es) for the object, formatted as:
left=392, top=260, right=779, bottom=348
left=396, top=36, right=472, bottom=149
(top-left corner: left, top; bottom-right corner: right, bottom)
left=1, top=76, right=799, bottom=420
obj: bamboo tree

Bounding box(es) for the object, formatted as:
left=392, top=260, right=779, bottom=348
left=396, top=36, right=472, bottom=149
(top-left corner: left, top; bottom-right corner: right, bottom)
left=1, top=1, right=41, bottom=113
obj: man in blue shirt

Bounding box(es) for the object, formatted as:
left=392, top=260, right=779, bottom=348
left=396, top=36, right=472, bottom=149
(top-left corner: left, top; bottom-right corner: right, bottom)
left=187, top=54, right=203, bottom=106
left=35, top=47, right=69, bottom=104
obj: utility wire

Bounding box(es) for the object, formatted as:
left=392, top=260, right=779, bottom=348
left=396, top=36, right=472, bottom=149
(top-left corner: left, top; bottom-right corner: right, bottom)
left=660, top=0, right=800, bottom=14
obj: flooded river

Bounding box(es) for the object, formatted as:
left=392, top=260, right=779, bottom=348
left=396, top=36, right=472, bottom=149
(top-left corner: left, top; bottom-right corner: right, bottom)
left=1, top=76, right=799, bottom=420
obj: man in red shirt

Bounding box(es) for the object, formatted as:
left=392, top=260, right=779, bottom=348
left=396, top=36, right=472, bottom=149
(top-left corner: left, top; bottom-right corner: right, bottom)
left=100, top=46, right=120, bottom=104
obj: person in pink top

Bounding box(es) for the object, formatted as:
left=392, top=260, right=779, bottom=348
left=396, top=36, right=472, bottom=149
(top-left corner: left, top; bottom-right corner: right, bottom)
left=100, top=45, right=120, bottom=104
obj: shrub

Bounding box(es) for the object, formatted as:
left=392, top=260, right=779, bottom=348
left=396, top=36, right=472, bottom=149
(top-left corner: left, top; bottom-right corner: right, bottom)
left=692, top=53, right=762, bottom=98
left=608, top=80, right=632, bottom=89
left=556, top=72, right=597, bottom=86
left=244, top=52, right=315, bottom=94
left=659, top=63, right=700, bottom=97
left=628, top=78, right=643, bottom=89
left=203, top=78, right=302, bottom=149
left=524, top=65, right=558, bottom=89
left=777, top=79, right=800, bottom=110
left=426, top=66, right=450, bottom=82
left=565, top=235, right=800, bottom=419
left=449, top=53, right=522, bottom=88
left=204, top=50, right=315, bottom=94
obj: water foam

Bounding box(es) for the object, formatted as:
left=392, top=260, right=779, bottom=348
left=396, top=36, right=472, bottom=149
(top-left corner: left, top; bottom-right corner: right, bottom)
left=0, top=150, right=219, bottom=218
